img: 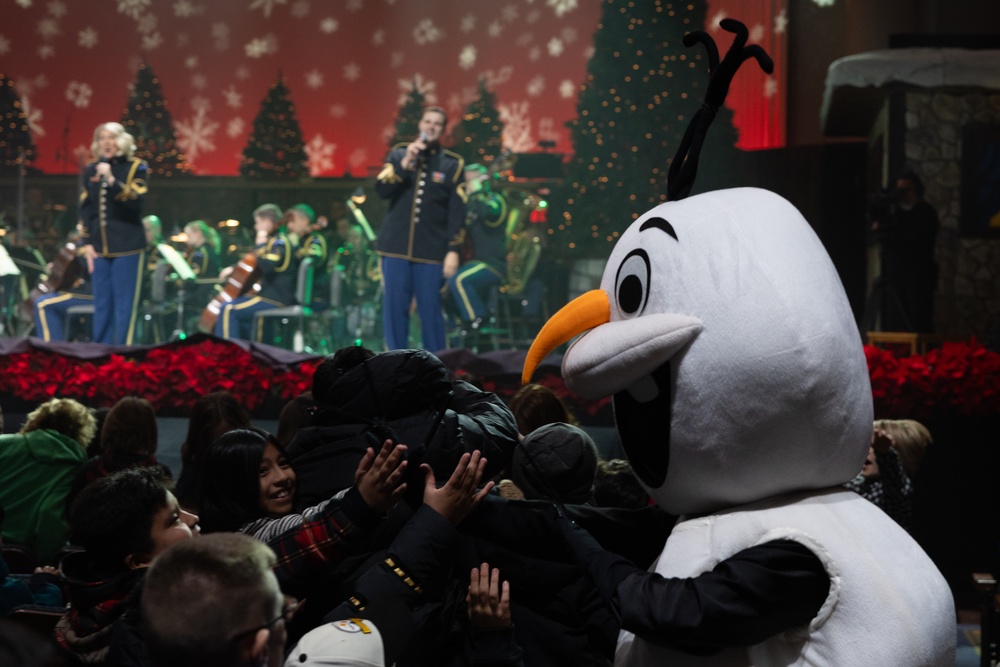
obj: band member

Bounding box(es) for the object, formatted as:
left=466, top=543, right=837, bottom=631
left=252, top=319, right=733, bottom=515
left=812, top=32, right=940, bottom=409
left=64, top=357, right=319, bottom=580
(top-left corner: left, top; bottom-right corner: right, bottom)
left=214, top=203, right=298, bottom=340
left=447, top=163, right=509, bottom=326
left=183, top=219, right=222, bottom=306
left=375, top=106, right=466, bottom=352
left=284, top=203, right=329, bottom=305
left=33, top=225, right=93, bottom=343
left=79, top=122, right=148, bottom=346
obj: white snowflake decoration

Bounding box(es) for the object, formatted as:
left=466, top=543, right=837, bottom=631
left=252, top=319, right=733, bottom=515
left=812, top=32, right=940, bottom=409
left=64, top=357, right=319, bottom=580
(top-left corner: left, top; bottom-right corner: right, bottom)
left=142, top=32, right=163, bottom=50
left=343, top=63, right=360, bottom=82
left=34, top=74, right=49, bottom=89
left=21, top=97, right=45, bottom=138
left=227, top=117, right=245, bottom=138
left=223, top=85, right=243, bottom=109
left=329, top=104, right=346, bottom=119
left=137, top=13, right=157, bottom=34
left=0, top=36, right=11, bottom=56
left=501, top=4, right=519, bottom=22
left=561, top=26, right=577, bottom=43
left=37, top=17, right=60, bottom=39
left=710, top=10, right=727, bottom=31
left=346, top=0, right=363, bottom=10
left=749, top=23, right=765, bottom=43
left=348, top=148, right=368, bottom=171
left=245, top=37, right=271, bottom=58
left=65, top=81, right=92, bottom=108
left=526, top=9, right=540, bottom=23
left=479, top=67, right=513, bottom=88
left=583, top=45, right=595, bottom=59
left=764, top=76, right=778, bottom=98
left=48, top=1, right=67, bottom=17
left=458, top=45, right=476, bottom=70
left=117, top=0, right=151, bottom=20
left=538, top=118, right=557, bottom=142
left=515, top=32, right=533, bottom=47
left=487, top=21, right=503, bottom=38
left=185, top=55, right=200, bottom=69
left=250, top=0, right=287, bottom=18
left=320, top=17, right=338, bottom=33
left=176, top=109, right=219, bottom=161
left=191, top=95, right=211, bottom=113
left=460, top=14, right=475, bottom=33
left=547, top=38, right=564, bottom=57
left=372, top=29, right=385, bottom=46
left=291, top=1, right=310, bottom=18
left=397, top=73, right=437, bottom=105
left=413, top=19, right=443, bottom=46
left=174, top=0, right=197, bottom=18
left=177, top=33, right=190, bottom=48
left=212, top=23, right=229, bottom=39
left=546, top=0, right=577, bottom=17
left=812, top=0, right=835, bottom=6
left=526, top=76, right=545, bottom=97
left=528, top=46, right=541, bottom=62
left=306, top=69, right=324, bottom=89
left=499, top=101, right=533, bottom=153
left=16, top=0, right=32, bottom=8
left=774, top=9, right=789, bottom=34
left=390, top=51, right=404, bottom=68
left=38, top=44, right=55, bottom=59
left=236, top=66, right=251, bottom=81
left=305, top=134, right=336, bottom=176
left=559, top=79, right=576, bottom=99
left=191, top=73, right=208, bottom=90
left=78, top=26, right=98, bottom=48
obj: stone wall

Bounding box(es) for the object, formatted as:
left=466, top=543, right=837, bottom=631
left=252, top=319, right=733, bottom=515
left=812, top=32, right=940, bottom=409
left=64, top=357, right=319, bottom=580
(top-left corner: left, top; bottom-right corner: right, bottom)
left=905, top=90, right=1000, bottom=341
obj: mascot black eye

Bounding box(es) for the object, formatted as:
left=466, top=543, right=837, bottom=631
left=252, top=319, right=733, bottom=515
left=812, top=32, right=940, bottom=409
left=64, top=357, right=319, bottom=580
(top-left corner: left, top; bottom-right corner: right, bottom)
left=615, top=249, right=650, bottom=317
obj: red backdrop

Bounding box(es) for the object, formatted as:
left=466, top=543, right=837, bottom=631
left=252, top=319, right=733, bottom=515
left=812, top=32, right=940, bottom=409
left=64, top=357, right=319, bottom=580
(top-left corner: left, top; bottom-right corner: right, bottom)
left=2, top=0, right=785, bottom=177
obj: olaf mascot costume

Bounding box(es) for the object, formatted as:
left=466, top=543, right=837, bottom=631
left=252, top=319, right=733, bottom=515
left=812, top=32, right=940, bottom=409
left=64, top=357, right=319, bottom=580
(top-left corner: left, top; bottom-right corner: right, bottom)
left=522, top=20, right=955, bottom=667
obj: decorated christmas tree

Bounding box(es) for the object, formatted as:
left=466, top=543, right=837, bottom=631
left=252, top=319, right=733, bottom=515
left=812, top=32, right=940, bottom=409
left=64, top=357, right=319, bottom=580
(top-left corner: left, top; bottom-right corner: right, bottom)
left=120, top=62, right=191, bottom=177
left=0, top=74, right=36, bottom=176
left=551, top=0, right=739, bottom=257
left=387, top=80, right=427, bottom=149
left=240, top=74, right=308, bottom=179
left=450, top=79, right=504, bottom=166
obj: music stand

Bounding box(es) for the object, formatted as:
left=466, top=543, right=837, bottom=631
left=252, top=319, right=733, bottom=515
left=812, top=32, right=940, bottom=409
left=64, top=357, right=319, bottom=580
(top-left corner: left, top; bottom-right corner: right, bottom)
left=0, top=244, right=21, bottom=337
left=156, top=243, right=196, bottom=339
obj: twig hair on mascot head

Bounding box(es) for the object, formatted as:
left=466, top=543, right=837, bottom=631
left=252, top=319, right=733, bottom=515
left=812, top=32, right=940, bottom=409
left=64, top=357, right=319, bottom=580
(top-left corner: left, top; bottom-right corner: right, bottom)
left=524, top=19, right=955, bottom=667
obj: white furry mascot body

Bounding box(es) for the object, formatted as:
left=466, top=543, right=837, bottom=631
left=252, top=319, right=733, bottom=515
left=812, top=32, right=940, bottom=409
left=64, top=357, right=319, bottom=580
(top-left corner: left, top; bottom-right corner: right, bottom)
left=522, top=187, right=955, bottom=665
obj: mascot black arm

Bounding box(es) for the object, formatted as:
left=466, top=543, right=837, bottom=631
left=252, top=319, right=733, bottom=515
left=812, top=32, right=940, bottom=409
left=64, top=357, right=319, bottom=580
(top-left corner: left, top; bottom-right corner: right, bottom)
left=554, top=509, right=829, bottom=654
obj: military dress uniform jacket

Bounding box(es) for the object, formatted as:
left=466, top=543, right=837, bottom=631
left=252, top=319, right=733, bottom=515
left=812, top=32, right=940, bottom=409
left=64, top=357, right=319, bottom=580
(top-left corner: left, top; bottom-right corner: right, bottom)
left=255, top=232, right=297, bottom=306
left=375, top=144, right=466, bottom=264
left=79, top=157, right=148, bottom=256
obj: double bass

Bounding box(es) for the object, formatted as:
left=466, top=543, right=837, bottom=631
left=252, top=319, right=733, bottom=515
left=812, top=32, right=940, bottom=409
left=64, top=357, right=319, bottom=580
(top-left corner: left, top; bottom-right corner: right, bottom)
left=197, top=252, right=260, bottom=333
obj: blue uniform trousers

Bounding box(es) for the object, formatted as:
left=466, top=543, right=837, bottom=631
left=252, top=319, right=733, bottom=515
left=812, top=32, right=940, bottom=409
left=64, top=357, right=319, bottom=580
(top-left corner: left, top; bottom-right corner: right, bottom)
left=380, top=256, right=445, bottom=352
left=92, top=251, right=144, bottom=345
left=33, top=292, right=93, bottom=342
left=214, top=295, right=279, bottom=340
left=447, top=261, right=504, bottom=322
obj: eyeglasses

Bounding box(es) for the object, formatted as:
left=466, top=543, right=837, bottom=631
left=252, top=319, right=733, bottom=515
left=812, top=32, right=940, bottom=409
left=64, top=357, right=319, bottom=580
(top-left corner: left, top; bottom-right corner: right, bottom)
left=230, top=597, right=305, bottom=642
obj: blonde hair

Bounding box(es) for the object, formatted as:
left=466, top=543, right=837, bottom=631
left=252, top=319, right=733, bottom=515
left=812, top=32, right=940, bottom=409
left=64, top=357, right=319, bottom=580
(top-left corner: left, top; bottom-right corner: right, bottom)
left=21, top=398, right=97, bottom=450
left=91, top=122, right=136, bottom=160
left=873, top=419, right=932, bottom=478
left=184, top=219, right=221, bottom=254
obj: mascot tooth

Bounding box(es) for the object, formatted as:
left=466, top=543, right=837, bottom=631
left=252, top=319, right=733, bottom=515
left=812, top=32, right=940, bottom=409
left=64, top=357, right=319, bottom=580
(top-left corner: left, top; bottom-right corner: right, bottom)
left=523, top=19, right=955, bottom=667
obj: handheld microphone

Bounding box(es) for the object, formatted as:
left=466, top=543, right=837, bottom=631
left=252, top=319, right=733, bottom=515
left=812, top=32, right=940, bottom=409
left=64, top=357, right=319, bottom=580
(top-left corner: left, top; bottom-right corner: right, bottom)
left=419, top=131, right=429, bottom=143
left=98, top=157, right=110, bottom=185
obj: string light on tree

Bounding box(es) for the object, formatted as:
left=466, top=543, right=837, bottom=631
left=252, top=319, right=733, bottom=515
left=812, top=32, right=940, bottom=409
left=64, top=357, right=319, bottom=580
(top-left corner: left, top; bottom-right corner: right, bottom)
left=450, top=78, right=504, bottom=165
left=551, top=0, right=738, bottom=257
left=240, top=73, right=309, bottom=179
left=388, top=78, right=427, bottom=149
left=0, top=74, right=36, bottom=176
left=120, top=62, right=192, bottom=177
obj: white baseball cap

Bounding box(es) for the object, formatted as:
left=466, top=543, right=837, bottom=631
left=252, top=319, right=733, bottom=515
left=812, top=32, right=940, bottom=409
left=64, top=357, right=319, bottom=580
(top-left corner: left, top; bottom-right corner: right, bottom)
left=283, top=617, right=385, bottom=667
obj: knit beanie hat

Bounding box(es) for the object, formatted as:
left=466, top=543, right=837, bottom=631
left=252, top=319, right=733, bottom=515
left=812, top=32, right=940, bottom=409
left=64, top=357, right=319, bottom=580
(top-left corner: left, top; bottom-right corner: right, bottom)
left=511, top=422, right=599, bottom=504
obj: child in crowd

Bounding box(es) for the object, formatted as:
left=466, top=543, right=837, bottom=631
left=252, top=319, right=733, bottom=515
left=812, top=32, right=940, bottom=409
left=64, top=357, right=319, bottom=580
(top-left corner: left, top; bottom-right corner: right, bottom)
left=507, top=383, right=577, bottom=436
left=56, top=467, right=199, bottom=665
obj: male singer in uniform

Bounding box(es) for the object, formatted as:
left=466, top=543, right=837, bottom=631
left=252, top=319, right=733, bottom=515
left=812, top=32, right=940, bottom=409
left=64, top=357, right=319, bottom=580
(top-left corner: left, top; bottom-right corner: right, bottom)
left=375, top=106, right=466, bottom=352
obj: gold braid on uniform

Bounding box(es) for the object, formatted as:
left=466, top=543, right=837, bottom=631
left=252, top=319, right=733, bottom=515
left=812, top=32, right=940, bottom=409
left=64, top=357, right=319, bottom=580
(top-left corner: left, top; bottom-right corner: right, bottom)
left=382, top=556, right=424, bottom=595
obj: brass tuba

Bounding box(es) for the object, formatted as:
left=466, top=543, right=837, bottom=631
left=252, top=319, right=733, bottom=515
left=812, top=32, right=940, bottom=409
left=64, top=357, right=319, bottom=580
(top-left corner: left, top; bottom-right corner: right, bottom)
left=503, top=197, right=542, bottom=296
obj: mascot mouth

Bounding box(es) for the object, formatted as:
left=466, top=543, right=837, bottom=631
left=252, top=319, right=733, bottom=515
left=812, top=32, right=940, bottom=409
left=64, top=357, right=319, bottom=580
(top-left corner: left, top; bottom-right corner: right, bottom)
left=613, top=359, right=671, bottom=489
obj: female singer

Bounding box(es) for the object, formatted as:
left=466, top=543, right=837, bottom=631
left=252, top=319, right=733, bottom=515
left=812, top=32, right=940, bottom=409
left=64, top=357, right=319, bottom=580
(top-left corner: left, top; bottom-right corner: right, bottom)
left=79, top=122, right=149, bottom=345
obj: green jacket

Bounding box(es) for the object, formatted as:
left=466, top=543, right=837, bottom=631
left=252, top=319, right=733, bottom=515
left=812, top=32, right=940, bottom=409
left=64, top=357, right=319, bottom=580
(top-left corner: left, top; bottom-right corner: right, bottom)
left=0, top=429, right=86, bottom=564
